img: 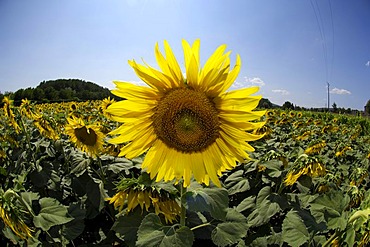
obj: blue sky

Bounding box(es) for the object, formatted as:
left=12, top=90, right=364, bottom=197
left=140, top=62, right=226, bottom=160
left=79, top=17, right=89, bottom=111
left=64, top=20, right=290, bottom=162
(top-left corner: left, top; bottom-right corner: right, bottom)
left=0, top=0, right=369, bottom=110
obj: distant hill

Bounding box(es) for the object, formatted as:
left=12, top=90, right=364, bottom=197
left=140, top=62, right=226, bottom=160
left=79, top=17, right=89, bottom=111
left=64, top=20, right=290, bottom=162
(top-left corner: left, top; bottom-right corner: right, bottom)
left=12, top=79, right=117, bottom=104
left=258, top=98, right=280, bottom=109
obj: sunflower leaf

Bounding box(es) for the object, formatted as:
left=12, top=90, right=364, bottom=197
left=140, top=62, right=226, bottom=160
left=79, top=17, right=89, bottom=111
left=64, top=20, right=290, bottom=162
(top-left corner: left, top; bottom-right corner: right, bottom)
left=33, top=197, right=73, bottom=231
left=224, top=170, right=251, bottom=195
left=136, top=213, right=194, bottom=247
left=185, top=186, right=228, bottom=221
left=282, top=210, right=310, bottom=247
left=112, top=208, right=147, bottom=247
left=211, top=208, right=248, bottom=247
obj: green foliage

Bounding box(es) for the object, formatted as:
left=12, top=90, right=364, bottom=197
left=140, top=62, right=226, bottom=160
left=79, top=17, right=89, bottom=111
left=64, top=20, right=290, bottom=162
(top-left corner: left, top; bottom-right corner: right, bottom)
left=185, top=184, right=228, bottom=221
left=12, top=79, right=116, bottom=104
left=1, top=100, right=370, bottom=246
left=33, top=198, right=73, bottom=231
left=136, top=214, right=194, bottom=247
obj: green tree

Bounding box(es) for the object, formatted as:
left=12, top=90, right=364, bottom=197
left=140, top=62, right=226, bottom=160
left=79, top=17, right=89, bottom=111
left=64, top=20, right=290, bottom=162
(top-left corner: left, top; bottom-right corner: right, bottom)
left=282, top=101, right=294, bottom=110
left=365, top=100, right=370, bottom=115
left=33, top=88, right=45, bottom=101
left=332, top=102, right=338, bottom=113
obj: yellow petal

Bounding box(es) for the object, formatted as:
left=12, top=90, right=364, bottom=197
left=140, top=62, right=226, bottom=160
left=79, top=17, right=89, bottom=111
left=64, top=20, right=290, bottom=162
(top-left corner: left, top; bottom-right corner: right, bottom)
left=220, top=54, right=241, bottom=93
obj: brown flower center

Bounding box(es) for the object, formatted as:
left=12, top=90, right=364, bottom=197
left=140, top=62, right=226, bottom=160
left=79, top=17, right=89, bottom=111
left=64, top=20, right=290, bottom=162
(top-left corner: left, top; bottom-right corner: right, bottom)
left=152, top=88, right=219, bottom=153
left=74, top=126, right=97, bottom=146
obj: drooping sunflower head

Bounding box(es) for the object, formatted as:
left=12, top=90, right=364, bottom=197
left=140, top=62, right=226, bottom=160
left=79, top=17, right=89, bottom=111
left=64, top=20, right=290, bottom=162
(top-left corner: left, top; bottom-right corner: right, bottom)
left=106, top=173, right=180, bottom=223
left=20, top=99, right=37, bottom=119
left=64, top=116, right=105, bottom=157
left=0, top=189, right=33, bottom=240
left=33, top=116, right=59, bottom=140
left=107, top=40, right=265, bottom=187
left=2, top=96, right=13, bottom=118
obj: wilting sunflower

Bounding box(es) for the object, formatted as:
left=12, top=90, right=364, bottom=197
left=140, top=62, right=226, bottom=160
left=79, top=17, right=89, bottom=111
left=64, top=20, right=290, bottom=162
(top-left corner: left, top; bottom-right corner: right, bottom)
left=0, top=189, right=33, bottom=239
left=106, top=174, right=181, bottom=223
left=2, top=97, right=21, bottom=133
left=65, top=116, right=104, bottom=157
left=304, top=141, right=326, bottom=155
left=284, top=155, right=326, bottom=186
left=33, top=116, right=59, bottom=140
left=284, top=162, right=326, bottom=186
left=107, top=40, right=265, bottom=187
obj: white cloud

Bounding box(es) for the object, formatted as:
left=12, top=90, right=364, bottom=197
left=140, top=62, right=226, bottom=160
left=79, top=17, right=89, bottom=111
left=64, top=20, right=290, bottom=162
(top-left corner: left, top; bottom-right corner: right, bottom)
left=272, top=89, right=290, bottom=95
left=330, top=87, right=351, bottom=95
left=244, top=77, right=265, bottom=86
left=366, top=61, right=370, bottom=67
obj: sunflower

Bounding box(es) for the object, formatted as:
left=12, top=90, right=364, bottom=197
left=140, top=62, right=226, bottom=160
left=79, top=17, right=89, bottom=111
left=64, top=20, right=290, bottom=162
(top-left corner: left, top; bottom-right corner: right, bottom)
left=284, top=162, right=326, bottom=186
left=20, top=99, right=37, bottom=119
left=0, top=190, right=33, bottom=239
left=65, top=116, right=104, bottom=157
left=33, top=116, right=59, bottom=140
left=304, top=141, right=326, bottom=155
left=100, top=97, right=116, bottom=119
left=107, top=40, right=265, bottom=187
left=2, top=97, right=21, bottom=133
left=106, top=189, right=180, bottom=223
left=106, top=174, right=181, bottom=223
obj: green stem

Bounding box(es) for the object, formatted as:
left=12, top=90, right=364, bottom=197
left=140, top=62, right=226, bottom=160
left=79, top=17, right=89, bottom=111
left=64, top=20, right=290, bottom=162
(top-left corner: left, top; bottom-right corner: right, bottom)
left=322, top=230, right=339, bottom=247
left=190, top=222, right=212, bottom=231
left=96, top=156, right=106, bottom=183
left=180, top=182, right=187, bottom=227
left=4, top=189, right=36, bottom=217
left=18, top=116, right=38, bottom=170
left=59, top=141, right=70, bottom=173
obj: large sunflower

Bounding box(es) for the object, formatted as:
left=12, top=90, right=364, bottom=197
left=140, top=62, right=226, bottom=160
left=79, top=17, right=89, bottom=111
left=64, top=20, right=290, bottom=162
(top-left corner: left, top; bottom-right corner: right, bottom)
left=107, top=40, right=265, bottom=187
left=65, top=116, right=104, bottom=157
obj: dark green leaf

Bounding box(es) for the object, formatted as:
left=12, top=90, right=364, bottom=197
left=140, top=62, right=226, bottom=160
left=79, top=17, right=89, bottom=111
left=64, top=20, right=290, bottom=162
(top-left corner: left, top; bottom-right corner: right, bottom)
left=136, top=213, right=194, bottom=247
left=112, top=208, right=147, bottom=247
left=247, top=187, right=282, bottom=227
left=33, top=197, right=73, bottom=231
left=186, top=186, right=228, bottom=221
left=282, top=210, right=309, bottom=247
left=224, top=170, right=251, bottom=195
left=62, top=202, right=86, bottom=241
left=236, top=196, right=255, bottom=213
left=211, top=208, right=248, bottom=247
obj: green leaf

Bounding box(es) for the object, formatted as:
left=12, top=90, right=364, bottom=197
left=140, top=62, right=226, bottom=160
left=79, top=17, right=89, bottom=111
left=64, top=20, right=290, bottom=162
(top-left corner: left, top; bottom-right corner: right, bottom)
left=236, top=196, right=255, bottom=213
left=344, top=225, right=355, bottom=247
left=310, top=191, right=350, bottom=230
left=211, top=208, right=248, bottom=247
left=263, top=159, right=283, bottom=178
left=20, top=191, right=39, bottom=213
left=185, top=186, right=228, bottom=221
left=224, top=170, right=250, bottom=195
left=62, top=202, right=86, bottom=241
left=136, top=213, right=194, bottom=247
left=247, top=187, right=282, bottom=227
left=282, top=210, right=310, bottom=247
left=33, top=197, right=73, bottom=231
left=112, top=208, right=147, bottom=247
left=85, top=177, right=108, bottom=219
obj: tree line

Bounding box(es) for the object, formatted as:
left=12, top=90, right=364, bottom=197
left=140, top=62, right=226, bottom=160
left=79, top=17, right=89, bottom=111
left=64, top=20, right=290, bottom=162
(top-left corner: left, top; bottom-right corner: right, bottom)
left=1, top=79, right=118, bottom=105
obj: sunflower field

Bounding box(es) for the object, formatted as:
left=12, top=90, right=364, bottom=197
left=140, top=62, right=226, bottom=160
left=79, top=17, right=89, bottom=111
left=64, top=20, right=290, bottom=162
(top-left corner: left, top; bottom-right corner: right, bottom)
left=0, top=96, right=370, bottom=247
left=2, top=40, right=370, bottom=247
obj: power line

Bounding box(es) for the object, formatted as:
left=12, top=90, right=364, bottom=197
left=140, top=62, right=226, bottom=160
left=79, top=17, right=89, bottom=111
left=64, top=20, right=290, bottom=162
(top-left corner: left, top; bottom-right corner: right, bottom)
left=310, top=0, right=335, bottom=109
left=310, top=0, right=329, bottom=82
left=328, top=0, right=335, bottom=81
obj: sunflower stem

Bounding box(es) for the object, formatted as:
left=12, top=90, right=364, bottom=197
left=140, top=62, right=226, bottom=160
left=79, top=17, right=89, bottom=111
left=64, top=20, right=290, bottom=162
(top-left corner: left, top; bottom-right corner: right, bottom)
left=180, top=182, right=187, bottom=227
left=18, top=112, right=39, bottom=170
left=97, top=156, right=106, bottom=183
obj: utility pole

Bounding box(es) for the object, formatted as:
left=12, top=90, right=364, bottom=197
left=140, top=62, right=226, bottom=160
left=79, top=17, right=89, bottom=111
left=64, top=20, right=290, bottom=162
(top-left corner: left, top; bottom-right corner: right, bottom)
left=327, top=82, right=330, bottom=111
